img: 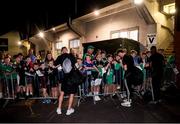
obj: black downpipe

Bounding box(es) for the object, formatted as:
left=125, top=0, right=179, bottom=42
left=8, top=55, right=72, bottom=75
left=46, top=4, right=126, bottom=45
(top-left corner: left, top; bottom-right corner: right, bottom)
left=67, top=17, right=82, bottom=37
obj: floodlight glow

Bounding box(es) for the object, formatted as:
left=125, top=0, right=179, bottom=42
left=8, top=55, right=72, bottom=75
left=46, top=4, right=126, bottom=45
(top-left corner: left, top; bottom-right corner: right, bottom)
left=38, top=32, right=44, bottom=38
left=94, top=10, right=99, bottom=16
left=134, top=0, right=143, bottom=5
left=52, top=28, right=55, bottom=31
left=18, top=41, right=22, bottom=45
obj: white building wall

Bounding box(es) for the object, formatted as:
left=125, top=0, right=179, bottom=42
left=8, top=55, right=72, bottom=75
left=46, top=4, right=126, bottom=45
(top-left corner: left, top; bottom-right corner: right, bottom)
left=85, top=8, right=155, bottom=48
left=0, top=31, right=23, bottom=56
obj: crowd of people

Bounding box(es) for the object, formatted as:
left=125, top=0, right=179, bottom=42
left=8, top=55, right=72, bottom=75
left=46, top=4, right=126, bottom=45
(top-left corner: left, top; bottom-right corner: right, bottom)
left=0, top=45, right=177, bottom=115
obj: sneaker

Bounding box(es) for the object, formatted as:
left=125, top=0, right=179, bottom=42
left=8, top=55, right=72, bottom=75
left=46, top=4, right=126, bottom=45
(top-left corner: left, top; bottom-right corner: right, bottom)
left=88, top=92, right=92, bottom=96
left=121, top=101, right=131, bottom=107
left=46, top=99, right=51, bottom=104
left=123, top=99, right=132, bottom=103
left=94, top=96, right=97, bottom=101
left=56, top=108, right=62, bottom=115
left=26, top=92, right=29, bottom=96
left=117, top=86, right=121, bottom=90
left=66, top=108, right=75, bottom=115
left=94, top=96, right=101, bottom=101
left=42, top=99, right=46, bottom=104
left=96, top=96, right=101, bottom=101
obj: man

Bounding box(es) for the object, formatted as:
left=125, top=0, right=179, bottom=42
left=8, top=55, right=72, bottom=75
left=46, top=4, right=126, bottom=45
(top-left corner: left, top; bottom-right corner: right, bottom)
left=55, top=47, right=78, bottom=115
left=150, top=46, right=165, bottom=104
left=117, top=49, right=134, bottom=107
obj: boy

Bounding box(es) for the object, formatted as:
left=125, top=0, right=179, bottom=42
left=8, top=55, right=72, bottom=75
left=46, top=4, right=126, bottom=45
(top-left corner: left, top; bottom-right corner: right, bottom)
left=84, top=55, right=99, bottom=98
left=104, top=54, right=115, bottom=96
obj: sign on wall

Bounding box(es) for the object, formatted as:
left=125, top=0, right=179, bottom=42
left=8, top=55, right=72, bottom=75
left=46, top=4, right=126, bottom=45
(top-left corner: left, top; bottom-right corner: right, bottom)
left=147, top=34, right=156, bottom=45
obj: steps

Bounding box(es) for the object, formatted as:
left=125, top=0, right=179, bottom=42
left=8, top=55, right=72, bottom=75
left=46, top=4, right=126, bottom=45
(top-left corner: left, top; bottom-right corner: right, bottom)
left=164, top=42, right=174, bottom=59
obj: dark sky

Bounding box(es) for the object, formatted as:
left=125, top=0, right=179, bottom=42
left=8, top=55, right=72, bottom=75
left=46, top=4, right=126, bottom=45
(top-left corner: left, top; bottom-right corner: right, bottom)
left=0, top=0, right=120, bottom=38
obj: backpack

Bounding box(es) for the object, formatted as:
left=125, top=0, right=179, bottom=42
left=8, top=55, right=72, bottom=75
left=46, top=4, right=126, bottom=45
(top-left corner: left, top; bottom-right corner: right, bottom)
left=125, top=66, right=143, bottom=86
left=132, top=66, right=143, bottom=86
left=62, top=58, right=72, bottom=74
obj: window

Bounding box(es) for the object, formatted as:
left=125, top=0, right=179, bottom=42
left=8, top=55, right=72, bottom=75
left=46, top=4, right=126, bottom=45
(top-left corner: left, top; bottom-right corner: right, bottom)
left=129, top=30, right=138, bottom=41
left=163, top=3, right=176, bottom=14
left=56, top=42, right=63, bottom=50
left=120, top=31, right=128, bottom=38
left=0, top=38, right=8, bottom=51
left=69, top=39, right=80, bottom=48
left=111, top=32, right=119, bottom=39
left=111, top=27, right=139, bottom=41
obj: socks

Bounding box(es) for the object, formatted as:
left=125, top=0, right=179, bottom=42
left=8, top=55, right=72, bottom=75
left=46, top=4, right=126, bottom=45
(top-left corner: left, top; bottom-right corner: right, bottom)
left=26, top=92, right=29, bottom=96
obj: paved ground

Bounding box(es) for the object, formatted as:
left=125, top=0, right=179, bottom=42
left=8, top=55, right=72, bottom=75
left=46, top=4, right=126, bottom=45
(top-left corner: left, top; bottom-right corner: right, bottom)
left=0, top=88, right=180, bottom=123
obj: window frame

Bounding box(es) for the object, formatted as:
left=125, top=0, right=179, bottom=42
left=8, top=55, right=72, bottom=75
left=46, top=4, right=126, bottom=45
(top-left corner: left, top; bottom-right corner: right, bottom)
left=69, top=38, right=80, bottom=49
left=110, top=26, right=139, bottom=41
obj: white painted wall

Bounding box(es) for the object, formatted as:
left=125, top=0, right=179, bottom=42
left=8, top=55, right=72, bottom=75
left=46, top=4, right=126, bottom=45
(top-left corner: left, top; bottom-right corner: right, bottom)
left=85, top=7, right=154, bottom=47
left=0, top=31, right=23, bottom=56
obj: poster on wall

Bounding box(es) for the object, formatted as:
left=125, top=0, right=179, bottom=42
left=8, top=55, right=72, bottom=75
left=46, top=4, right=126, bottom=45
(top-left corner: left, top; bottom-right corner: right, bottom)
left=146, top=34, right=157, bottom=51
left=147, top=34, right=156, bottom=45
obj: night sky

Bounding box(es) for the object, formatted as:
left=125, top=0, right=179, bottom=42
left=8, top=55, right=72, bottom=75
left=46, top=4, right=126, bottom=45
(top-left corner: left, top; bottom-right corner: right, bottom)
left=0, top=0, right=121, bottom=38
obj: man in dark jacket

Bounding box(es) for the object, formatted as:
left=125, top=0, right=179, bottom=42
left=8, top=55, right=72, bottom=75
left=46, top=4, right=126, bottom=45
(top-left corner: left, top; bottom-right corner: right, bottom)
left=150, top=46, right=165, bottom=104
left=117, top=49, right=134, bottom=107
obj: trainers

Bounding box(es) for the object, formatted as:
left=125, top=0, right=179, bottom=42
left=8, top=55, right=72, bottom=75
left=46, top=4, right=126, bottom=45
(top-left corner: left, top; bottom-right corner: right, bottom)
left=94, top=96, right=98, bottom=101
left=121, top=101, right=131, bottom=107
left=94, top=96, right=101, bottom=101
left=66, top=108, right=75, bottom=115
left=117, top=86, right=121, bottom=90
left=96, top=96, right=101, bottom=101
left=56, top=108, right=62, bottom=115
left=123, top=99, right=132, bottom=103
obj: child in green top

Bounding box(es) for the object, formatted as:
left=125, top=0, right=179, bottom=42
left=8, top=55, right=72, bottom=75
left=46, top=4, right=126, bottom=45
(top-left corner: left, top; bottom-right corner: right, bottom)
left=104, top=54, right=115, bottom=95
left=113, top=54, right=123, bottom=91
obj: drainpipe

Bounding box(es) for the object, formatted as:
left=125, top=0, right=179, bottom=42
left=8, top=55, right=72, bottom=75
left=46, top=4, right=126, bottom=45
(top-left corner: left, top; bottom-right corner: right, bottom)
left=67, top=17, right=83, bottom=37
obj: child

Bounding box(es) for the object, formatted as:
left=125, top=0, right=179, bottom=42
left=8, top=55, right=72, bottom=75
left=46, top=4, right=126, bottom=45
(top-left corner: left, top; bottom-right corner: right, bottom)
left=101, top=51, right=108, bottom=86
left=93, top=54, right=104, bottom=101
left=83, top=55, right=99, bottom=98
left=75, top=58, right=84, bottom=73
left=47, top=60, right=58, bottom=98
left=2, top=56, right=16, bottom=97
left=113, top=54, right=123, bottom=92
left=104, top=54, right=115, bottom=96
left=13, top=55, right=24, bottom=98
left=38, top=62, right=48, bottom=97
left=33, top=63, right=40, bottom=97
left=24, top=56, right=34, bottom=97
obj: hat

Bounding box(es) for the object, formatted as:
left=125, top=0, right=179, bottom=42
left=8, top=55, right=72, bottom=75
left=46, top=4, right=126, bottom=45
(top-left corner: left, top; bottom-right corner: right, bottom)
left=87, top=45, right=95, bottom=49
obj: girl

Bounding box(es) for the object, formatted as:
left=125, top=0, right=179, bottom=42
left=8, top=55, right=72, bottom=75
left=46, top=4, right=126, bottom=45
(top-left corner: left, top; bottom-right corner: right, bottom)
left=104, top=54, right=115, bottom=96
left=93, top=54, right=104, bottom=101
left=113, top=54, right=123, bottom=92
left=38, top=62, right=48, bottom=98
left=47, top=60, right=58, bottom=98
left=84, top=55, right=99, bottom=97
left=24, top=56, right=34, bottom=97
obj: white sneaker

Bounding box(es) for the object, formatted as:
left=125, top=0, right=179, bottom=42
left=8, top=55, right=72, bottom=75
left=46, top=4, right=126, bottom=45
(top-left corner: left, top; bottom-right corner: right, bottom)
left=96, top=96, right=101, bottom=101
left=94, top=96, right=101, bottom=101
left=56, top=108, right=62, bottom=115
left=66, top=108, right=75, bottom=115
left=117, top=86, right=121, bottom=90
left=123, top=99, right=132, bottom=103
left=121, top=101, right=131, bottom=107
left=94, top=96, right=98, bottom=101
